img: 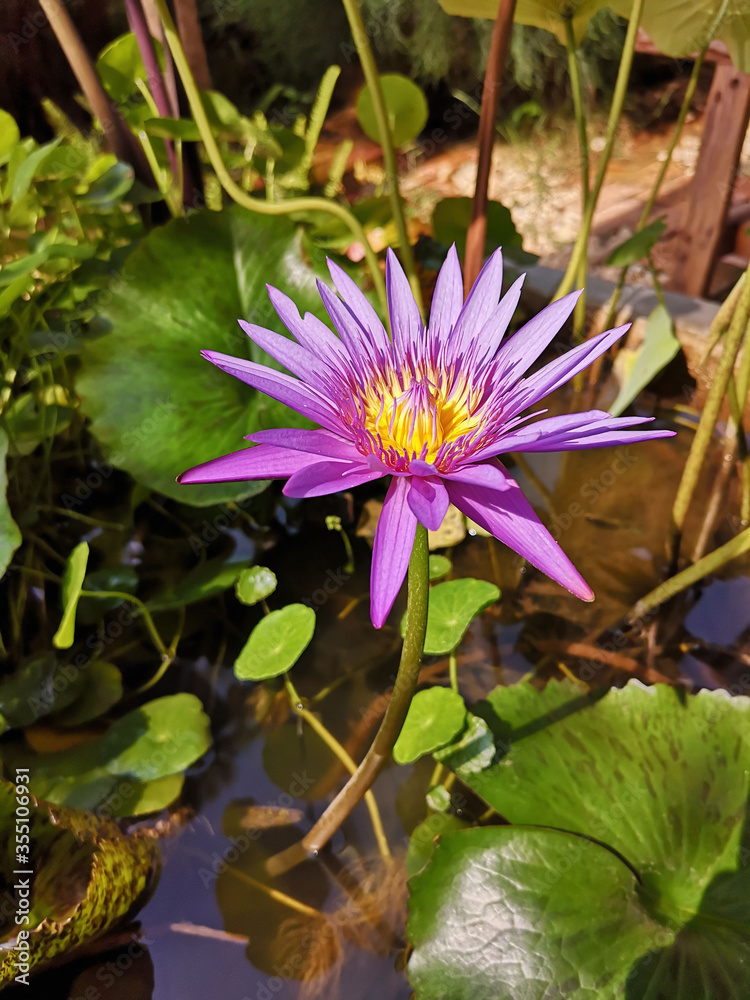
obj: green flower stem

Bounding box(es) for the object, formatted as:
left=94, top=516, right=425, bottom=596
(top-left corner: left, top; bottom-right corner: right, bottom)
left=629, top=525, right=750, bottom=623
left=671, top=262, right=750, bottom=556
left=267, top=524, right=430, bottom=876
left=283, top=675, right=391, bottom=862
left=554, top=0, right=645, bottom=302
left=151, top=0, right=388, bottom=317
left=339, top=0, right=423, bottom=316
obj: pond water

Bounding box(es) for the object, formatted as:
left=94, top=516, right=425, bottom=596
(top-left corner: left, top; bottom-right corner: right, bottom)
left=8, top=390, right=748, bottom=1000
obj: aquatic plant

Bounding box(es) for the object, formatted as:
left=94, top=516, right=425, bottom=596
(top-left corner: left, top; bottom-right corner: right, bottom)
left=179, top=247, right=672, bottom=627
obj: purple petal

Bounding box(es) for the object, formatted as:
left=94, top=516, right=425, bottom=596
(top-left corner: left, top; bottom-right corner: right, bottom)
left=497, top=289, right=582, bottom=378
left=327, top=260, right=390, bottom=356
left=441, top=461, right=511, bottom=491
left=201, top=350, right=342, bottom=433
left=428, top=244, right=463, bottom=343
left=178, top=443, right=310, bottom=484
left=266, top=285, right=348, bottom=364
left=237, top=320, right=331, bottom=391
left=407, top=475, right=449, bottom=530
left=316, top=278, right=376, bottom=362
left=245, top=428, right=362, bottom=460
left=283, top=460, right=383, bottom=498
left=472, top=273, right=525, bottom=365
left=445, top=470, right=594, bottom=601
left=370, top=475, right=417, bottom=628
left=507, top=324, right=630, bottom=414
left=448, top=248, right=504, bottom=358
left=386, top=248, right=422, bottom=356
left=482, top=411, right=675, bottom=455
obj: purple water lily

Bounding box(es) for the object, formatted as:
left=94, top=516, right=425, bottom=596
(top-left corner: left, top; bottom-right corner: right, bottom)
left=179, top=247, right=673, bottom=627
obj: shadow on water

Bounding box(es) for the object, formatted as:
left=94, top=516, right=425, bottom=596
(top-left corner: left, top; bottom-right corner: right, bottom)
left=10, top=391, right=750, bottom=1000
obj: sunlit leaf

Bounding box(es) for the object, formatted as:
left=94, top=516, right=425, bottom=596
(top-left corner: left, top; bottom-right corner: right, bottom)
left=0, top=429, right=21, bottom=578
left=438, top=0, right=629, bottom=44
left=605, top=217, right=667, bottom=267
left=428, top=554, right=452, bottom=581
left=234, top=604, right=316, bottom=681
left=0, top=781, right=157, bottom=986
left=96, top=32, right=163, bottom=104
left=407, top=578, right=500, bottom=655
left=393, top=687, right=466, bottom=764
left=0, top=110, right=20, bottom=163
left=235, top=566, right=278, bottom=606
left=356, top=73, right=428, bottom=147
left=433, top=712, right=495, bottom=777
left=10, top=137, right=61, bottom=205
left=609, top=304, right=680, bottom=416
left=52, top=541, right=90, bottom=650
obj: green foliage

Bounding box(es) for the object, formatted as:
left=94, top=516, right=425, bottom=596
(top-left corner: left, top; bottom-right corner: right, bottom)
left=52, top=542, right=89, bottom=650
left=356, top=73, right=429, bottom=147
left=411, top=681, right=750, bottom=998
left=0, top=780, right=158, bottom=986
left=606, top=217, right=667, bottom=267
left=428, top=554, right=452, bottom=581
left=610, top=304, right=681, bottom=417
left=432, top=197, right=530, bottom=265
left=0, top=430, right=21, bottom=579
left=234, top=605, right=316, bottom=681
left=393, top=687, right=466, bottom=764
left=235, top=566, right=278, bottom=606
left=6, top=693, right=211, bottom=815
left=76, top=207, right=331, bottom=506
left=406, top=578, right=500, bottom=655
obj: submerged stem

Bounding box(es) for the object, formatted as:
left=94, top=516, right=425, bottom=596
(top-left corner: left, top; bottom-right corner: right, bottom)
left=151, top=0, right=387, bottom=315
left=283, top=676, right=391, bottom=863
left=339, top=0, right=423, bottom=315
left=267, top=524, right=430, bottom=875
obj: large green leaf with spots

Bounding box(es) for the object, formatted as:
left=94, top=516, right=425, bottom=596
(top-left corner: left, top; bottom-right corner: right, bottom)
left=77, top=207, right=329, bottom=506
left=0, top=780, right=157, bottom=985
left=409, top=681, right=750, bottom=998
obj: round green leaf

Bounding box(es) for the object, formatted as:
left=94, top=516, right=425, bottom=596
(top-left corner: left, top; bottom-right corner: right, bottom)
left=77, top=207, right=331, bottom=506
left=52, top=661, right=123, bottom=728
left=393, top=687, right=466, bottom=764
left=438, top=0, right=626, bottom=44
left=409, top=578, right=500, bottom=655
left=408, top=826, right=666, bottom=1000
left=433, top=712, right=495, bottom=777
left=235, top=566, right=278, bottom=606
left=428, top=554, right=452, bottom=581
left=356, top=73, right=428, bottom=147
left=52, top=541, right=90, bottom=650
left=433, top=197, right=524, bottom=261
left=234, top=604, right=316, bottom=681
left=431, top=680, right=750, bottom=997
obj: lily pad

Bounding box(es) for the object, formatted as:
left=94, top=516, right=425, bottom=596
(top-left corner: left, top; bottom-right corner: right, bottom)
left=414, top=680, right=750, bottom=999
left=438, top=0, right=632, bottom=44
left=432, top=197, right=525, bottom=263
left=234, top=604, right=316, bottom=681
left=356, top=73, right=429, bottom=147
left=0, top=780, right=158, bottom=986
left=77, top=207, right=332, bottom=505
left=407, top=578, right=500, bottom=655
left=394, top=688, right=467, bottom=764
left=51, top=662, right=123, bottom=728
left=428, top=554, right=452, bottom=581
left=0, top=655, right=86, bottom=730
left=235, top=565, right=278, bottom=606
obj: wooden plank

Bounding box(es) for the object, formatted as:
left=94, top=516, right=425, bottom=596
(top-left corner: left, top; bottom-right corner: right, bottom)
left=669, top=64, right=750, bottom=297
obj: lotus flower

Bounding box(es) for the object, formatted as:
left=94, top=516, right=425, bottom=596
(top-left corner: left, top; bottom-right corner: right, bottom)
left=179, top=248, right=673, bottom=627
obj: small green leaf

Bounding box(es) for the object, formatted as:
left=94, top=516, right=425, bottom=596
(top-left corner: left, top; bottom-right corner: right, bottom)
left=235, top=566, right=277, bottom=606
left=356, top=73, right=428, bottom=147
left=409, top=578, right=500, bottom=655
left=142, top=116, right=202, bottom=141
left=609, top=304, right=681, bottom=416
left=234, top=604, right=315, bottom=681
left=53, top=541, right=90, bottom=649
left=105, top=773, right=185, bottom=817
left=148, top=551, right=250, bottom=610
left=0, top=110, right=20, bottom=162
left=52, top=661, right=123, bottom=727
left=434, top=712, right=495, bottom=777
left=605, top=217, right=667, bottom=267
left=96, top=32, right=163, bottom=103
left=405, top=812, right=470, bottom=877
left=425, top=784, right=452, bottom=813
left=0, top=429, right=21, bottom=577
left=394, top=687, right=466, bottom=764
left=428, top=554, right=452, bottom=581
left=10, top=137, right=62, bottom=205
left=78, top=162, right=134, bottom=207
left=432, top=196, right=527, bottom=263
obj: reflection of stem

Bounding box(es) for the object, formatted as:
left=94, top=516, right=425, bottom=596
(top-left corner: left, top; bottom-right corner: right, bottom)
left=267, top=524, right=430, bottom=875
left=554, top=0, right=645, bottom=301
left=339, top=0, right=422, bottom=314
left=463, top=0, right=516, bottom=295
left=629, top=526, right=750, bottom=622
left=283, top=676, right=391, bottom=862
left=151, top=0, right=387, bottom=316
left=671, top=264, right=750, bottom=558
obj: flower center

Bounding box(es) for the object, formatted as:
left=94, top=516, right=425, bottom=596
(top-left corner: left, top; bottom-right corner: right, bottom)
left=359, top=367, right=483, bottom=468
